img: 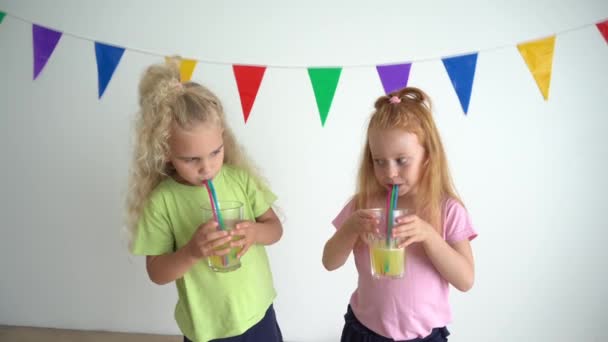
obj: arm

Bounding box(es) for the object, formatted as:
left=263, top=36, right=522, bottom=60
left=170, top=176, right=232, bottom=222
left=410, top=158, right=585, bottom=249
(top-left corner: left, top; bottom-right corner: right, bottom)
left=423, top=236, right=475, bottom=292
left=395, top=214, right=476, bottom=292
left=322, top=209, right=379, bottom=271
left=146, top=220, right=233, bottom=285
left=145, top=247, right=198, bottom=285
left=251, top=208, right=283, bottom=245
left=322, top=225, right=360, bottom=271
left=231, top=207, right=283, bottom=258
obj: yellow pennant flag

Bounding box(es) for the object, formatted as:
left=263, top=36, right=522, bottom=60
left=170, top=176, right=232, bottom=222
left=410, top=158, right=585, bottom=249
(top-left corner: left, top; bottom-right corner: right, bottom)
left=165, top=57, right=197, bottom=82
left=517, top=36, right=556, bottom=100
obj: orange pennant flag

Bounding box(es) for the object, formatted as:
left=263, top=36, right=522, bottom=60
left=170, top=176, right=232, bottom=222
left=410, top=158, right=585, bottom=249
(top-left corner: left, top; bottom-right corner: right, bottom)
left=517, top=36, right=556, bottom=100
left=165, top=57, right=197, bottom=82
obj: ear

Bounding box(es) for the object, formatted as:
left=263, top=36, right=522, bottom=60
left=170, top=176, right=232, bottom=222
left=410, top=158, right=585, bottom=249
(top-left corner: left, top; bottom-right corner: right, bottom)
left=165, top=159, right=176, bottom=173
left=421, top=154, right=430, bottom=172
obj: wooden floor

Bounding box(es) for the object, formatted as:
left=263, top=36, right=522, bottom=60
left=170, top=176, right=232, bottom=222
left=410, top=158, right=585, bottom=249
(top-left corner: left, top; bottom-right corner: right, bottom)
left=0, top=326, right=181, bottom=342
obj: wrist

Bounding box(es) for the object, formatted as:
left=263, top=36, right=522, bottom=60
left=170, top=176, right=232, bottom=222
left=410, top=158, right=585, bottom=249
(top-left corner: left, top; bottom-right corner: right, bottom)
left=250, top=222, right=259, bottom=244
left=338, top=223, right=360, bottom=246
left=181, top=242, right=202, bottom=263
left=422, top=229, right=442, bottom=250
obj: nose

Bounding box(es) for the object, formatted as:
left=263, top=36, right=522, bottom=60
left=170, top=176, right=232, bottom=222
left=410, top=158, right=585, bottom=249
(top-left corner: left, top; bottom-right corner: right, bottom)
left=386, top=163, right=399, bottom=179
left=199, top=159, right=211, bottom=175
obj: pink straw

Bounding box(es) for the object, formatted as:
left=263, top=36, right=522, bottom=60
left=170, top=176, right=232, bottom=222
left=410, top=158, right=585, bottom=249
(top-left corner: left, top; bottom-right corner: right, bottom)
left=203, top=181, right=219, bottom=223
left=203, top=181, right=227, bottom=266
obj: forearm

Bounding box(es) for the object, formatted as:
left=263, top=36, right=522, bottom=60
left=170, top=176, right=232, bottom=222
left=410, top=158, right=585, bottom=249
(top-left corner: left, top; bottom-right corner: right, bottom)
left=423, top=234, right=475, bottom=291
left=146, top=246, right=199, bottom=285
left=254, top=219, right=283, bottom=245
left=322, top=227, right=359, bottom=271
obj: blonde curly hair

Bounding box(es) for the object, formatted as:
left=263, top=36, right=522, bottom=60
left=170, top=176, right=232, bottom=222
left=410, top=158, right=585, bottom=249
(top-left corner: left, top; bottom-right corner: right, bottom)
left=126, top=58, right=265, bottom=235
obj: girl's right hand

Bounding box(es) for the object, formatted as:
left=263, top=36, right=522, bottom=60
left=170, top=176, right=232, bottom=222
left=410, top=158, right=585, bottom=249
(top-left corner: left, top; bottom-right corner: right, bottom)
left=342, top=209, right=380, bottom=242
left=186, top=220, right=234, bottom=259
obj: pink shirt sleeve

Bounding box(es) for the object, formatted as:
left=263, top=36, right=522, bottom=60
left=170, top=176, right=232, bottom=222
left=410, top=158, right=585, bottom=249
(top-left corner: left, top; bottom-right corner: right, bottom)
left=332, top=199, right=356, bottom=230
left=443, top=197, right=478, bottom=244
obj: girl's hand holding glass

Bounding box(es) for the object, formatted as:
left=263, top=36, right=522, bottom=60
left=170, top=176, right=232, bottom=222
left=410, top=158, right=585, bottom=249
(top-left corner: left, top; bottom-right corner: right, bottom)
left=186, top=219, right=233, bottom=259
left=344, top=209, right=380, bottom=243
left=392, top=214, right=438, bottom=248
left=230, top=220, right=258, bottom=258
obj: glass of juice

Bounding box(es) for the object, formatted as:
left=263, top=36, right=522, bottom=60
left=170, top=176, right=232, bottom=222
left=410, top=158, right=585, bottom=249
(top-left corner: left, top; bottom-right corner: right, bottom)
left=202, top=201, right=243, bottom=272
left=366, top=208, right=408, bottom=279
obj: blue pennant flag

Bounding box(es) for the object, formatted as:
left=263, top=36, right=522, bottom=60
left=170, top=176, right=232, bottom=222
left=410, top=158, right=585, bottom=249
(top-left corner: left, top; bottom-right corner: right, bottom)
left=95, top=42, right=125, bottom=98
left=442, top=53, right=478, bottom=114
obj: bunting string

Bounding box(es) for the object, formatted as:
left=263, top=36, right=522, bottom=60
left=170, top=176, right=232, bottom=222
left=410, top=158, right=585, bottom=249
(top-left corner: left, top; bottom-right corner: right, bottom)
left=1, top=10, right=606, bottom=124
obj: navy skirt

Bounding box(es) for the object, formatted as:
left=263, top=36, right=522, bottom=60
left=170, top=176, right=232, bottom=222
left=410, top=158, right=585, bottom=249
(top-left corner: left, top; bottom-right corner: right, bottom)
left=341, top=305, right=450, bottom=342
left=184, top=304, right=282, bottom=342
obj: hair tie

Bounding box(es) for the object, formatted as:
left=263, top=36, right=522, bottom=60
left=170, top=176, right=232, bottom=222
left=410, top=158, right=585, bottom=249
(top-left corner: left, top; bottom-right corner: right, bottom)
left=171, top=79, right=183, bottom=90
left=389, top=96, right=401, bottom=104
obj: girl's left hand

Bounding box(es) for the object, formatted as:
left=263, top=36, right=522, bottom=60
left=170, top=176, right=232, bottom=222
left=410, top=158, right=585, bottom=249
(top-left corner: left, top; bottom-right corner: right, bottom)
left=392, top=214, right=438, bottom=248
left=230, top=221, right=258, bottom=258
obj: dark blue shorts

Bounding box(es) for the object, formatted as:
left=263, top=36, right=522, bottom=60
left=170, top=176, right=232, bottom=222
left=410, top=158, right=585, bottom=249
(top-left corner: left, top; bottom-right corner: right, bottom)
left=341, top=305, right=450, bottom=342
left=184, top=304, right=282, bottom=342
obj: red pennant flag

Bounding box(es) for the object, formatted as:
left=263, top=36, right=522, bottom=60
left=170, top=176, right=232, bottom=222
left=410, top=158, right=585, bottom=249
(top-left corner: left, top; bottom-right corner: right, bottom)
left=233, top=65, right=266, bottom=123
left=597, top=19, right=608, bottom=44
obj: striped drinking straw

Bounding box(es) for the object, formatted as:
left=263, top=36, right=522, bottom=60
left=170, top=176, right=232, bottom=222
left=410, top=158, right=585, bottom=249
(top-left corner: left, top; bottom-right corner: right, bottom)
left=203, top=179, right=228, bottom=266
left=384, top=184, right=399, bottom=274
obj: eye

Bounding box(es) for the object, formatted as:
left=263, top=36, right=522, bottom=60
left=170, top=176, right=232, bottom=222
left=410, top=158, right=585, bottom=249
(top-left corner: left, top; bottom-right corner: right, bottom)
left=396, top=157, right=409, bottom=166
left=210, top=146, right=223, bottom=157
left=185, top=158, right=199, bottom=163
left=373, top=159, right=386, bottom=166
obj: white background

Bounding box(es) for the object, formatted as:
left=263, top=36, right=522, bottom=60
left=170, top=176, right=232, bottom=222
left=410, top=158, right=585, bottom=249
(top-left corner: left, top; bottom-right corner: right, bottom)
left=1, top=1, right=607, bottom=341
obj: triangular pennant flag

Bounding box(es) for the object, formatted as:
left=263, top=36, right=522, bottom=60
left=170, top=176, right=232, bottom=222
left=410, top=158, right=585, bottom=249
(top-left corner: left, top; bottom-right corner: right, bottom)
left=307, top=68, right=342, bottom=126
left=95, top=42, right=125, bottom=98
left=233, top=65, right=266, bottom=123
left=164, top=57, right=197, bottom=82
left=597, top=19, right=608, bottom=44
left=517, top=36, right=555, bottom=101
left=442, top=53, right=478, bottom=114
left=0, top=11, right=6, bottom=24
left=32, top=24, right=62, bottom=79
left=376, top=63, right=412, bottom=94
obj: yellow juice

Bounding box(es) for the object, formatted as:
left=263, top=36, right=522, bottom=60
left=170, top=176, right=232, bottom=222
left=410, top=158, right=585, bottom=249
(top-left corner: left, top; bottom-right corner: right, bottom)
left=370, top=245, right=405, bottom=278
left=202, top=202, right=244, bottom=273
left=207, top=236, right=242, bottom=272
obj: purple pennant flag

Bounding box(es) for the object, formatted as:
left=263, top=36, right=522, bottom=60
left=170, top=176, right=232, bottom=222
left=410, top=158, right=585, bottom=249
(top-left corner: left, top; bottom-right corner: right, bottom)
left=376, top=63, right=412, bottom=94
left=33, top=24, right=62, bottom=79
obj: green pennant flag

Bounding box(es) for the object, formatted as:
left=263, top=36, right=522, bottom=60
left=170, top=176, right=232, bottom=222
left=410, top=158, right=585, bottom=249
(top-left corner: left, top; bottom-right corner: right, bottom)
left=0, top=12, right=6, bottom=24
left=307, top=67, right=342, bottom=126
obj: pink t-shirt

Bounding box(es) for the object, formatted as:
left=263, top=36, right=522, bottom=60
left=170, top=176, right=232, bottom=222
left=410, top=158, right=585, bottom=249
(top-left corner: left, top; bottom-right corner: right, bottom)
left=332, top=197, right=477, bottom=340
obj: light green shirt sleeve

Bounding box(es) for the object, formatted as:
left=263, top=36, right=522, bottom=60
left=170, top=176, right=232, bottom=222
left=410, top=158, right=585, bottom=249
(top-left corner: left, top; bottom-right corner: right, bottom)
left=242, top=171, right=277, bottom=218
left=131, top=193, right=175, bottom=255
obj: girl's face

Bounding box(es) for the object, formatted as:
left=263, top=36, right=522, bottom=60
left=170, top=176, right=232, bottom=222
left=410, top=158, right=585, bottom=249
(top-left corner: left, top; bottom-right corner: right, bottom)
left=368, top=128, right=427, bottom=197
left=168, top=122, right=224, bottom=186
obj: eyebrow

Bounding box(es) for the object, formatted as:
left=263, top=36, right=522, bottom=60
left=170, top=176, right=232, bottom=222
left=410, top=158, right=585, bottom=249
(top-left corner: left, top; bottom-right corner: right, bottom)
left=178, top=144, right=224, bottom=159
left=372, top=154, right=410, bottom=159
left=211, top=144, right=224, bottom=155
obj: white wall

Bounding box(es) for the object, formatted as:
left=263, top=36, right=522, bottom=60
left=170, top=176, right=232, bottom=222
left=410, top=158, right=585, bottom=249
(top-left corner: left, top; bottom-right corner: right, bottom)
left=1, top=1, right=607, bottom=341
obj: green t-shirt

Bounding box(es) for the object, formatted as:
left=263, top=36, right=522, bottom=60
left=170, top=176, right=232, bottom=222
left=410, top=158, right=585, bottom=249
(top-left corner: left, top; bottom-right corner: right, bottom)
left=131, top=165, right=278, bottom=342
